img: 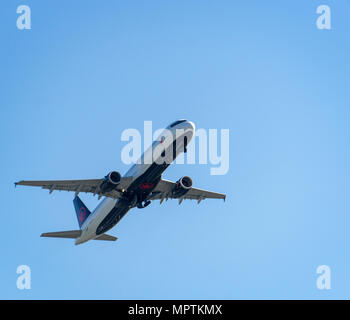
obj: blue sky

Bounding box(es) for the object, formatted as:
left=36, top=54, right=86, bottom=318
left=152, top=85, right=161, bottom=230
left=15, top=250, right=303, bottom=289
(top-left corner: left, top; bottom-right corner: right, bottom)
left=1, top=0, right=350, bottom=299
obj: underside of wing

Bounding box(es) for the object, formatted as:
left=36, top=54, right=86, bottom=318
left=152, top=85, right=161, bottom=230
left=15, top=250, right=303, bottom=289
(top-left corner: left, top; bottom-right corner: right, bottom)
left=150, top=179, right=226, bottom=203
left=15, top=176, right=133, bottom=199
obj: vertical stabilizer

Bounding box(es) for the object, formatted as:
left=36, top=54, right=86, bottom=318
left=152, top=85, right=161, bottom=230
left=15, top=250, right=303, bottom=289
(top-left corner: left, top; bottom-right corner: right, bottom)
left=73, top=196, right=91, bottom=228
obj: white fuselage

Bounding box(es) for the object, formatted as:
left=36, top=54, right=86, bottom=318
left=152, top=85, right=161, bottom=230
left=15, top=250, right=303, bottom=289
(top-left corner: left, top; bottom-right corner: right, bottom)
left=75, top=120, right=195, bottom=245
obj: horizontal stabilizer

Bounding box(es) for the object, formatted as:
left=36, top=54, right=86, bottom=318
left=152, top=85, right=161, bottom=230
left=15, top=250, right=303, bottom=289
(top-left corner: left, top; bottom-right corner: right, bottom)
left=41, top=230, right=117, bottom=241
left=41, top=230, right=82, bottom=239
left=94, top=234, right=118, bottom=241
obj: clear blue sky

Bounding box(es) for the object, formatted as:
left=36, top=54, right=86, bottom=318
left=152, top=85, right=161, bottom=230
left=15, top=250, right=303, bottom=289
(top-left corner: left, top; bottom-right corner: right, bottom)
left=1, top=1, right=350, bottom=299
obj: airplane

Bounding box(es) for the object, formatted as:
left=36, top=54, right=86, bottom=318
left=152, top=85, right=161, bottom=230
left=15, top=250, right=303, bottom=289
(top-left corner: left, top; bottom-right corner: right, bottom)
left=15, top=120, right=226, bottom=245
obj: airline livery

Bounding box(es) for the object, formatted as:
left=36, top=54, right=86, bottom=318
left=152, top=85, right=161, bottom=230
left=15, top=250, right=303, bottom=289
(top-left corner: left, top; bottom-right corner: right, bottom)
left=15, top=120, right=226, bottom=245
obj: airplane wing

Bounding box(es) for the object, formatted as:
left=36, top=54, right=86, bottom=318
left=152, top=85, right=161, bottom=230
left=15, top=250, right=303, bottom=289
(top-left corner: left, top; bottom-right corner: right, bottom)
left=15, top=177, right=133, bottom=199
left=150, top=179, right=226, bottom=204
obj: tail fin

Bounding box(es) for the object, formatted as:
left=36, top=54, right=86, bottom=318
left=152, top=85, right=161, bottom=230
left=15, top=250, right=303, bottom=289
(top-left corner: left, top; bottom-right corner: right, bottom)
left=73, top=196, right=92, bottom=228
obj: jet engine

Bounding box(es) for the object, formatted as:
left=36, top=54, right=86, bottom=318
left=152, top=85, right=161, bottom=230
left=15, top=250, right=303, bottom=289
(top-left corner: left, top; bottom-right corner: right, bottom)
left=172, top=176, right=193, bottom=198
left=99, top=171, right=122, bottom=193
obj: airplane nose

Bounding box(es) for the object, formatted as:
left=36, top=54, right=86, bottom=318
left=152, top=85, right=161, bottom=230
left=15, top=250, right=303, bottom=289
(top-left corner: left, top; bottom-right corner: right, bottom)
left=187, top=121, right=195, bottom=132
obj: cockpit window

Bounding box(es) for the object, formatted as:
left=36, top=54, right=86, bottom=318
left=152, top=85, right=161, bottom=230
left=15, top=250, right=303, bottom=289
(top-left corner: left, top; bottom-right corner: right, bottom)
left=169, top=120, right=187, bottom=128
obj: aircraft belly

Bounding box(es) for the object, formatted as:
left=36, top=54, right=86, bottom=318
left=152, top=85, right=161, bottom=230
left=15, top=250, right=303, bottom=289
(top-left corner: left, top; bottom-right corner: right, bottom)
left=96, top=199, right=130, bottom=235
left=81, top=197, right=117, bottom=236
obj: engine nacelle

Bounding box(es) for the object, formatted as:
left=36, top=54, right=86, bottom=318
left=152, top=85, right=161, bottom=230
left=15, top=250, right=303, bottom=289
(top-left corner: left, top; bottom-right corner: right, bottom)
left=172, top=176, right=193, bottom=198
left=99, top=171, right=122, bottom=193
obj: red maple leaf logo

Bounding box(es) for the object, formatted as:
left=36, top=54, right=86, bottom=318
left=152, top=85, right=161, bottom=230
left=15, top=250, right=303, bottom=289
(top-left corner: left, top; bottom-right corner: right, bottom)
left=78, top=207, right=86, bottom=223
